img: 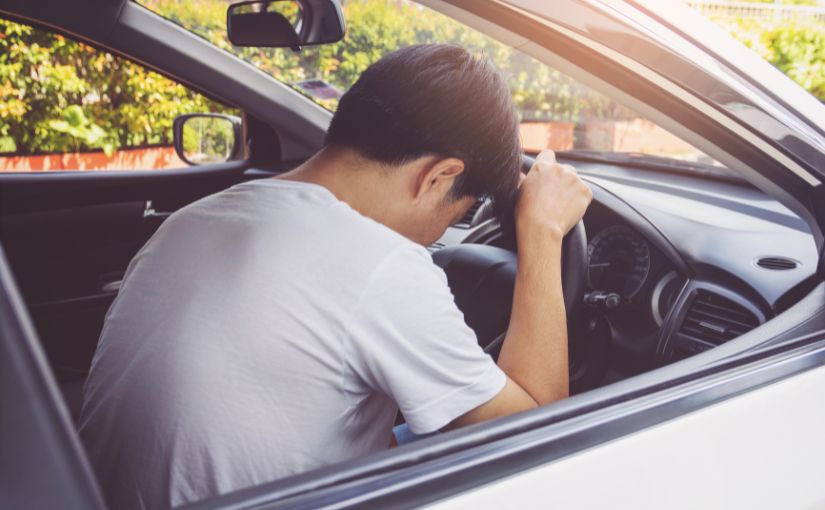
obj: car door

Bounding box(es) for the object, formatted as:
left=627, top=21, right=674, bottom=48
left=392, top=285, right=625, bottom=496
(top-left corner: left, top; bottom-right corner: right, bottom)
left=0, top=245, right=105, bottom=510
left=2, top=0, right=825, bottom=509
left=428, top=359, right=825, bottom=510
left=0, top=14, right=299, bottom=422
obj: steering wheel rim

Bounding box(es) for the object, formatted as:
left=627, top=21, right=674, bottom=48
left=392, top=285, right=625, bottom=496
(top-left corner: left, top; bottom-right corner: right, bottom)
left=432, top=219, right=586, bottom=346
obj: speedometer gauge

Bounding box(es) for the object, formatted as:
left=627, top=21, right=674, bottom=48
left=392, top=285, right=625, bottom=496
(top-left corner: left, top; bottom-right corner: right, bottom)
left=587, top=225, right=651, bottom=299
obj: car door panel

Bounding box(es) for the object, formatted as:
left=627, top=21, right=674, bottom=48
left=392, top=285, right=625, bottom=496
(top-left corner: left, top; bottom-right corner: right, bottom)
left=0, top=247, right=105, bottom=510
left=0, top=163, right=259, bottom=383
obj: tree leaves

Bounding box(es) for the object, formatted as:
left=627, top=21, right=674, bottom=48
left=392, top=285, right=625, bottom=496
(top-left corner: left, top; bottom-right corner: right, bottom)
left=47, top=105, right=115, bottom=155
left=719, top=16, right=824, bottom=102
left=0, top=18, right=232, bottom=156
left=4, top=0, right=821, bottom=158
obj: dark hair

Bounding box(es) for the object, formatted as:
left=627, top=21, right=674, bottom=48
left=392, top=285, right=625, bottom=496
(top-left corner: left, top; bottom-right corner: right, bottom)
left=325, top=44, right=521, bottom=209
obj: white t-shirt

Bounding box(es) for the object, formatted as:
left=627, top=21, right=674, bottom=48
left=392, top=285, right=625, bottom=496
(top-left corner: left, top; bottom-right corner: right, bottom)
left=79, top=178, right=506, bottom=509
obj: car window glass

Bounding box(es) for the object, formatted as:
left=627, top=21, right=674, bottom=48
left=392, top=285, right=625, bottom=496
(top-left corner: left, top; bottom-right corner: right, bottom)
left=137, top=0, right=723, bottom=169
left=0, top=18, right=238, bottom=172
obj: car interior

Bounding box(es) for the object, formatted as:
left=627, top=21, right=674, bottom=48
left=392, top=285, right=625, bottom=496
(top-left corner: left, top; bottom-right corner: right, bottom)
left=1, top=0, right=824, bottom=507
left=3, top=146, right=818, bottom=419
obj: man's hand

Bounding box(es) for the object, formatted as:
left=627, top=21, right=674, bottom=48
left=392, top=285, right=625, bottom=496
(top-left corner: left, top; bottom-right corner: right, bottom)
left=516, top=149, right=593, bottom=245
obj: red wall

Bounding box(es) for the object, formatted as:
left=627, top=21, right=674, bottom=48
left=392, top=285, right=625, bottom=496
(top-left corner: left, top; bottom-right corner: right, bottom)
left=0, top=146, right=186, bottom=172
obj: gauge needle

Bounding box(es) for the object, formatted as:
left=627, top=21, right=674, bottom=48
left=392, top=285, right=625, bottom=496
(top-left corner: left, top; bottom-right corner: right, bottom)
left=588, top=262, right=612, bottom=268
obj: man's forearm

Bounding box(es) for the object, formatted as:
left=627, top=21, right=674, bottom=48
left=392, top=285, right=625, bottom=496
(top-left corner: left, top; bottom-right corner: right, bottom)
left=447, top=151, right=588, bottom=428
left=497, top=227, right=569, bottom=405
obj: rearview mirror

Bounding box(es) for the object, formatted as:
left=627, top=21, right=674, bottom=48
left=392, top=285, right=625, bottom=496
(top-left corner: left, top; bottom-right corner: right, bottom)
left=227, top=0, right=345, bottom=50
left=173, top=114, right=242, bottom=166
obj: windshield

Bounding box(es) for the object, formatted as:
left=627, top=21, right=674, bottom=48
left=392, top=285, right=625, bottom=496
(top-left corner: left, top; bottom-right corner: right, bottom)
left=137, top=0, right=723, bottom=169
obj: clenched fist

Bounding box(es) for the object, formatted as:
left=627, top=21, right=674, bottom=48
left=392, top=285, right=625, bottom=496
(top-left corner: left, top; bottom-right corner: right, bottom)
left=516, top=149, right=592, bottom=247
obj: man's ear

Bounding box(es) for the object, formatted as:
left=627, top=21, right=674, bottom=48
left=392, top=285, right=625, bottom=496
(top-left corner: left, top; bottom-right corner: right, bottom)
left=413, top=157, right=465, bottom=202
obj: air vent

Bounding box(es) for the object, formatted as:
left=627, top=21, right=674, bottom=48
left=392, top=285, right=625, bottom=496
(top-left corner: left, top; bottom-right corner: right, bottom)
left=756, top=256, right=798, bottom=270
left=453, top=198, right=485, bottom=229
left=679, top=290, right=760, bottom=346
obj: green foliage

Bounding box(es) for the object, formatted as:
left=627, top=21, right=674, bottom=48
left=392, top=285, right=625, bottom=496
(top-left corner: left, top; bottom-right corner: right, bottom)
left=760, top=22, right=825, bottom=100
left=3, top=0, right=823, bottom=156
left=48, top=105, right=114, bottom=155
left=142, top=0, right=633, bottom=121
left=0, top=18, right=233, bottom=155
left=715, top=17, right=825, bottom=101
left=181, top=116, right=235, bottom=163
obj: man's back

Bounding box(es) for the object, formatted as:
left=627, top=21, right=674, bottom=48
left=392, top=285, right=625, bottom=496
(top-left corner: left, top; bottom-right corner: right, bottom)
left=79, top=178, right=504, bottom=509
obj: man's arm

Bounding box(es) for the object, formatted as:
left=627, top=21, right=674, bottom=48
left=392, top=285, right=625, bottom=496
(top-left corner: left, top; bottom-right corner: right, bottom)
left=447, top=150, right=591, bottom=429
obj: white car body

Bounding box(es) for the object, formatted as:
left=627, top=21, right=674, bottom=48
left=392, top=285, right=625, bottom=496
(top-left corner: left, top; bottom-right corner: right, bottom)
left=433, top=363, right=825, bottom=509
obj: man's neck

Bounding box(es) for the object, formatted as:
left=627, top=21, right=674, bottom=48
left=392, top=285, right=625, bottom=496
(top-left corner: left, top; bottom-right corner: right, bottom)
left=275, top=146, right=402, bottom=226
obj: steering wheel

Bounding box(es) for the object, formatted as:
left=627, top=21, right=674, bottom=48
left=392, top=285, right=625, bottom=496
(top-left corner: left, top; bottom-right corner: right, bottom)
left=432, top=155, right=588, bottom=360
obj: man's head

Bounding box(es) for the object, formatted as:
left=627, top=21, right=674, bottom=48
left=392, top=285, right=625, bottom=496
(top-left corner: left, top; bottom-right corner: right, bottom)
left=324, top=44, right=521, bottom=245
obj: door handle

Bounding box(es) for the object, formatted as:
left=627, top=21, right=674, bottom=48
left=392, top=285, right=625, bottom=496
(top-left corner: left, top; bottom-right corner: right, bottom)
left=143, top=201, right=172, bottom=219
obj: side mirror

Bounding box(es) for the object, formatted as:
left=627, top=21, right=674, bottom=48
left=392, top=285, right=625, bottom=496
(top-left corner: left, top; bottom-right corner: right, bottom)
left=227, top=0, right=345, bottom=49
left=173, top=113, right=243, bottom=166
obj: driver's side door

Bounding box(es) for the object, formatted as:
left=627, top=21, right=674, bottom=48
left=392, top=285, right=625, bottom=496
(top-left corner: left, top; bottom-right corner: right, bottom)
left=0, top=16, right=256, bottom=423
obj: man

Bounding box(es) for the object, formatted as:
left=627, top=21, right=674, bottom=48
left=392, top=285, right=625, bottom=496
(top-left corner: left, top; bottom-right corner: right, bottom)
left=79, top=44, right=592, bottom=509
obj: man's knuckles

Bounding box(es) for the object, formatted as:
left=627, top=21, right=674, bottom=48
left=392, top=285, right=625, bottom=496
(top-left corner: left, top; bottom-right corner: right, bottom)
left=532, top=160, right=553, bottom=174
left=583, top=183, right=593, bottom=201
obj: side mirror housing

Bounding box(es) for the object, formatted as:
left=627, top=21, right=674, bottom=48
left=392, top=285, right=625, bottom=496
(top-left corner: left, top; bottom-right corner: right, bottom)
left=227, top=0, right=345, bottom=49
left=173, top=113, right=243, bottom=166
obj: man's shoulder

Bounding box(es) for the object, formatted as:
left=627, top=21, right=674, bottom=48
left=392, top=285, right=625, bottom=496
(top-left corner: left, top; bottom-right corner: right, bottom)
left=344, top=213, right=427, bottom=259
left=344, top=223, right=438, bottom=292
left=152, top=177, right=437, bottom=286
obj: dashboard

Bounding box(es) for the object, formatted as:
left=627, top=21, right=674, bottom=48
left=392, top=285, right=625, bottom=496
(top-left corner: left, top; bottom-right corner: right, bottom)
left=432, top=160, right=820, bottom=390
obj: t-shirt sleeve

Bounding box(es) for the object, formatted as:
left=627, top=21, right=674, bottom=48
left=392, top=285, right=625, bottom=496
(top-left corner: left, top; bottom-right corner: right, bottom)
left=344, top=244, right=507, bottom=434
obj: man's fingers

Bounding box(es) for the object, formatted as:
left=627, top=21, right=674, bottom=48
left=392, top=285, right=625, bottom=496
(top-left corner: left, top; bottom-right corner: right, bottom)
left=536, top=149, right=556, bottom=166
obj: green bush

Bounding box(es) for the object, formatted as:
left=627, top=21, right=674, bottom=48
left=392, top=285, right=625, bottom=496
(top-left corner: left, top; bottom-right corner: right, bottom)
left=1, top=0, right=634, bottom=155
left=2, top=0, right=822, bottom=157
left=722, top=17, right=825, bottom=101
left=0, top=18, right=231, bottom=155
left=144, top=0, right=635, bottom=120
left=761, top=22, right=825, bottom=101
